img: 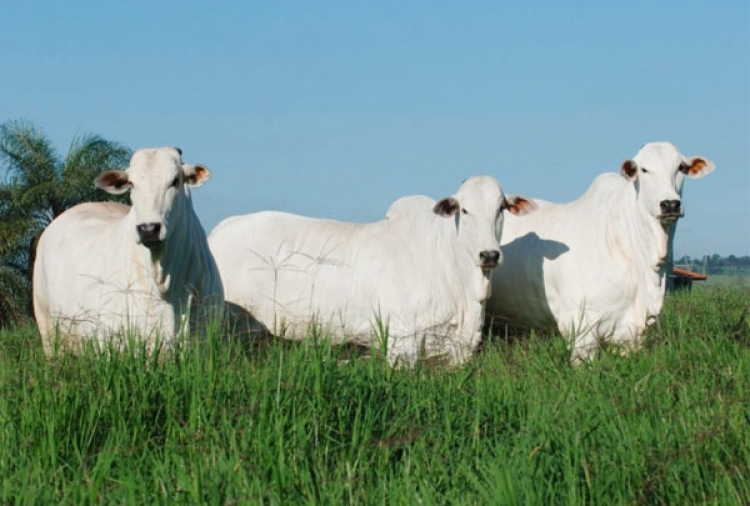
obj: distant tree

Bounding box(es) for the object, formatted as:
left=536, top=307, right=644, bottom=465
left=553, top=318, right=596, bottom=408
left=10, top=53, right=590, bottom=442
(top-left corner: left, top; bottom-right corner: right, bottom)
left=0, top=197, right=31, bottom=326
left=0, top=119, right=131, bottom=324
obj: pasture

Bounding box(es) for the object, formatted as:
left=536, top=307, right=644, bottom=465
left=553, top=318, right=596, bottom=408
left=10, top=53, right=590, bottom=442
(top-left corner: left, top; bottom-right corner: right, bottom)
left=1, top=286, right=748, bottom=504
left=706, top=274, right=750, bottom=290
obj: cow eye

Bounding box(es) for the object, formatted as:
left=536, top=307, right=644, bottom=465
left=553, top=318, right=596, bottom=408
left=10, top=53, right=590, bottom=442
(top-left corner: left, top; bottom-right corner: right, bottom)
left=641, top=168, right=648, bottom=174
left=461, top=208, right=469, bottom=215
left=170, top=176, right=180, bottom=188
left=678, top=162, right=688, bottom=173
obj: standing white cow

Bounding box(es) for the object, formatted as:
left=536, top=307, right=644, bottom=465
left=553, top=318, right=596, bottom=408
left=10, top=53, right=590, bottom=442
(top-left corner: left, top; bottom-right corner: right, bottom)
left=209, top=176, right=534, bottom=367
left=33, top=147, right=224, bottom=355
left=487, top=142, right=715, bottom=363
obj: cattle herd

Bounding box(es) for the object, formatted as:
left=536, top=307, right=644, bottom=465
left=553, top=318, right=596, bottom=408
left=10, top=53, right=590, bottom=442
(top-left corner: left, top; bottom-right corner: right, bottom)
left=32, top=142, right=715, bottom=365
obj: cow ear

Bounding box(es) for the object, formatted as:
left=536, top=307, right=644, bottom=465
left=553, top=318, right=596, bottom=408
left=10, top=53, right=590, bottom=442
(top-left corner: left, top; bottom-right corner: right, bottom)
left=620, top=160, right=638, bottom=181
left=95, top=170, right=131, bottom=195
left=503, top=195, right=537, bottom=216
left=681, top=156, right=715, bottom=179
left=183, top=164, right=212, bottom=188
left=433, top=197, right=459, bottom=217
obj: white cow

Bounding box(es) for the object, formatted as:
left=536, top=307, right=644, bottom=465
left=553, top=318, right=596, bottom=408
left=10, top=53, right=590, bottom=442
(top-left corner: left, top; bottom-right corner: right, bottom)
left=487, top=142, right=715, bottom=363
left=209, top=176, right=534, bottom=367
left=33, top=147, right=224, bottom=355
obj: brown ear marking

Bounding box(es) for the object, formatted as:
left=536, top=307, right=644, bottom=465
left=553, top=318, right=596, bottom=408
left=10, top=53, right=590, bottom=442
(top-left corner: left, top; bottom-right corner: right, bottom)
left=96, top=170, right=128, bottom=187
left=504, top=196, right=537, bottom=216
left=186, top=164, right=210, bottom=185
left=688, top=158, right=707, bottom=175
left=194, top=164, right=208, bottom=181
left=94, top=170, right=131, bottom=194
left=621, top=160, right=638, bottom=180
left=433, top=197, right=460, bottom=217
left=97, top=171, right=118, bottom=185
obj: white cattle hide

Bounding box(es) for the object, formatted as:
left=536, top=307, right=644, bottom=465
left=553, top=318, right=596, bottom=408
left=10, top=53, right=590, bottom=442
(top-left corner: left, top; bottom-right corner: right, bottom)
left=33, top=147, right=224, bottom=355
left=209, top=176, right=533, bottom=367
left=487, top=142, right=715, bottom=363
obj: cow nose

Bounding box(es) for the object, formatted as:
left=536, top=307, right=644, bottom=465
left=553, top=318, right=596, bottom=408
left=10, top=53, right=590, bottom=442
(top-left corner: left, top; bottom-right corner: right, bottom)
left=137, top=222, right=162, bottom=245
left=659, top=199, right=682, bottom=216
left=479, top=250, right=501, bottom=268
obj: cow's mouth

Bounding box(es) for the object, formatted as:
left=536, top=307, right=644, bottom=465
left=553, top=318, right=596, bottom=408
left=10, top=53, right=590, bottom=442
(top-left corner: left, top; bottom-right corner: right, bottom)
left=142, top=239, right=165, bottom=251
left=659, top=213, right=682, bottom=224
left=480, top=261, right=499, bottom=272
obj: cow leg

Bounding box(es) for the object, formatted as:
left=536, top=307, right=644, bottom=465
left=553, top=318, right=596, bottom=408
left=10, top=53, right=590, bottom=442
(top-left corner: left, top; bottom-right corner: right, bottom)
left=385, top=335, right=419, bottom=368
left=564, top=314, right=599, bottom=365
left=610, top=322, right=645, bottom=357
left=570, top=331, right=598, bottom=365
left=441, top=337, right=479, bottom=368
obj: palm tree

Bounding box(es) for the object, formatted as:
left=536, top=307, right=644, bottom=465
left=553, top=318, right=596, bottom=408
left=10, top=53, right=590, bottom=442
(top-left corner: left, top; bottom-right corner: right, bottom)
left=0, top=199, right=30, bottom=326
left=0, top=119, right=131, bottom=325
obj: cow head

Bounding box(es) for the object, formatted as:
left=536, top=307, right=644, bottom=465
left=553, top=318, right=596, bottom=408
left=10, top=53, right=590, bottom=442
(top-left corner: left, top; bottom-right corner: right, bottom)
left=94, top=147, right=212, bottom=249
left=620, top=142, right=715, bottom=225
left=433, top=176, right=535, bottom=272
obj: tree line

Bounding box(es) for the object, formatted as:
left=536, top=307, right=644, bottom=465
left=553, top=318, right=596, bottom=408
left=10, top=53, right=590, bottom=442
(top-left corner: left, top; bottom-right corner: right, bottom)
left=0, top=120, right=130, bottom=327
left=676, top=255, right=750, bottom=276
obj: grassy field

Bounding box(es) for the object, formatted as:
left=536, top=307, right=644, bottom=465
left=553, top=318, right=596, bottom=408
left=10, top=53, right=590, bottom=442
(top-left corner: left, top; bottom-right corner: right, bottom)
left=705, top=274, right=750, bottom=289
left=1, top=287, right=749, bottom=504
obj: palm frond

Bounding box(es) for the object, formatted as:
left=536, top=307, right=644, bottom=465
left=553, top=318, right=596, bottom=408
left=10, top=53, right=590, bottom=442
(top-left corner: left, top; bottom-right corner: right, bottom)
left=0, top=263, right=30, bottom=327
left=0, top=214, right=33, bottom=256
left=0, top=119, right=59, bottom=187
left=61, top=134, right=131, bottom=208
left=17, top=180, right=58, bottom=209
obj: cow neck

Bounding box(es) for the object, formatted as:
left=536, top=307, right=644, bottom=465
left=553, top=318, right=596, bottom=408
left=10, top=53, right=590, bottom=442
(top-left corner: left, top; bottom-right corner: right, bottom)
left=607, top=181, right=670, bottom=315
left=436, top=214, right=491, bottom=309
left=135, top=193, right=199, bottom=301
left=450, top=228, right=491, bottom=348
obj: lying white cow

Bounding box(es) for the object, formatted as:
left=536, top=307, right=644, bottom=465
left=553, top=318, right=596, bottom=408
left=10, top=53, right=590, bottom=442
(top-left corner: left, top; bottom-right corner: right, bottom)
left=487, top=142, right=715, bottom=363
left=33, top=147, right=224, bottom=355
left=209, top=176, right=534, bottom=366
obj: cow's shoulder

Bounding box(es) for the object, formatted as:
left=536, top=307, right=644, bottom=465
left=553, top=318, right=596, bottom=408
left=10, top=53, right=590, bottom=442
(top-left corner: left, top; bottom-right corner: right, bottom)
left=43, top=202, right=129, bottom=238
left=385, top=195, right=435, bottom=220
left=583, top=173, right=628, bottom=198
left=63, top=201, right=130, bottom=220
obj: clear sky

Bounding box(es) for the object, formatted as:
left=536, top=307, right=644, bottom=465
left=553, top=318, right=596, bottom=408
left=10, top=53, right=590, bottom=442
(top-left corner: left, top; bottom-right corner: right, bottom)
left=2, top=1, right=748, bottom=257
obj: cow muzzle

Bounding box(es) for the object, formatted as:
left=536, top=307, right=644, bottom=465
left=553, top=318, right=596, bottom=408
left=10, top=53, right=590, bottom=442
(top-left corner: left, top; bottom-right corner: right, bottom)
left=479, top=250, right=501, bottom=270
left=659, top=199, right=683, bottom=222
left=137, top=222, right=163, bottom=248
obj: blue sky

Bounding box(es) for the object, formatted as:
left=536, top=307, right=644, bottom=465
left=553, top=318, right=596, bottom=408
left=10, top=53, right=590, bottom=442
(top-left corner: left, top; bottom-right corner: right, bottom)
left=2, top=1, right=748, bottom=257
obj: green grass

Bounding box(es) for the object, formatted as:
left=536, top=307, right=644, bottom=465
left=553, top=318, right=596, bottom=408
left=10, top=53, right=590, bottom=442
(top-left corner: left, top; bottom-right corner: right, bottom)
left=704, top=274, right=750, bottom=289
left=1, top=287, right=749, bottom=504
